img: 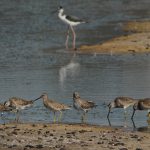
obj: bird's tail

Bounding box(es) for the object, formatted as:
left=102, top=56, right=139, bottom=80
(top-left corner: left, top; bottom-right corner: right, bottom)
left=64, top=105, right=72, bottom=110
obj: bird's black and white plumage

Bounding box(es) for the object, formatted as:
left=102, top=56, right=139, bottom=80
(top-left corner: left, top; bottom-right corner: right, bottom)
left=58, top=6, right=86, bottom=26
left=58, top=6, right=86, bottom=50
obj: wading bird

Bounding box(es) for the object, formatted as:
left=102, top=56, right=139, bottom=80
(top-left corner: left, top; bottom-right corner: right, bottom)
left=58, top=6, right=86, bottom=50
left=35, top=93, right=71, bottom=123
left=4, top=97, right=39, bottom=122
left=73, top=92, right=97, bottom=122
left=107, top=97, right=137, bottom=119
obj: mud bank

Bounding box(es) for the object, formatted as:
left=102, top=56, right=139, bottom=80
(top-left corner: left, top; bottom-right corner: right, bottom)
left=0, top=123, right=149, bottom=150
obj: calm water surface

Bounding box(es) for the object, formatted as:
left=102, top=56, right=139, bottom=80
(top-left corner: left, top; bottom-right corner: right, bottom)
left=0, top=0, right=150, bottom=129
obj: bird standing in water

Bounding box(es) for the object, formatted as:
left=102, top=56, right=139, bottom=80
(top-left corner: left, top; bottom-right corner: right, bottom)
left=0, top=103, right=12, bottom=124
left=58, top=6, right=86, bottom=50
left=73, top=92, right=97, bottom=122
left=107, top=96, right=137, bottom=119
left=35, top=93, right=71, bottom=123
left=4, top=97, right=39, bottom=122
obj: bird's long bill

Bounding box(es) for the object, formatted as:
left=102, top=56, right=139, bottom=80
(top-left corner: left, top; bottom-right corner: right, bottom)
left=33, top=95, right=43, bottom=102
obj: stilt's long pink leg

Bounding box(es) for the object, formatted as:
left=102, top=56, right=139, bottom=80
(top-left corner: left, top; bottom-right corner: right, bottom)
left=70, top=25, right=76, bottom=50
left=65, top=26, right=70, bottom=50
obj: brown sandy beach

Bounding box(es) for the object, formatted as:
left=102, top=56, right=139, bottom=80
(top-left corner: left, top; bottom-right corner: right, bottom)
left=79, top=21, right=150, bottom=54
left=0, top=123, right=149, bottom=150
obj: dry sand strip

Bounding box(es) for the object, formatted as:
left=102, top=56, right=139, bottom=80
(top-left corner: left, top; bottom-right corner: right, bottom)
left=79, top=21, right=150, bottom=54
left=79, top=32, right=150, bottom=54
left=0, top=123, right=149, bottom=150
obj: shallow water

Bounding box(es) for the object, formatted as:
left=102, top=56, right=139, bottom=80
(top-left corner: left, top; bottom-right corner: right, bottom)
left=0, top=0, right=150, bottom=129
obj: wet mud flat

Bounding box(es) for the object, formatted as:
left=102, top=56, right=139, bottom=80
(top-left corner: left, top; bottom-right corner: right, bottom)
left=0, top=123, right=149, bottom=150
left=79, top=21, right=150, bottom=54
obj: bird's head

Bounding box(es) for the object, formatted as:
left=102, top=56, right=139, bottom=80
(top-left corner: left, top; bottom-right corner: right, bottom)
left=73, top=92, right=80, bottom=99
left=108, top=101, right=115, bottom=109
left=58, top=6, right=64, bottom=13
left=4, top=101, right=10, bottom=107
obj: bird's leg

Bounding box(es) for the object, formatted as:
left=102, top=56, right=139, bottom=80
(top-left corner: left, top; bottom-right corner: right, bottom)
left=107, top=117, right=111, bottom=126
left=81, top=112, right=87, bottom=123
left=124, top=109, right=127, bottom=120
left=70, top=25, right=77, bottom=50
left=107, top=108, right=111, bottom=118
left=16, top=110, right=20, bottom=123
left=123, top=110, right=128, bottom=128
left=53, top=112, right=56, bottom=123
left=1, top=112, right=6, bottom=125
left=58, top=111, right=62, bottom=122
left=131, top=118, right=136, bottom=129
left=65, top=26, right=70, bottom=50
left=131, top=109, right=136, bottom=120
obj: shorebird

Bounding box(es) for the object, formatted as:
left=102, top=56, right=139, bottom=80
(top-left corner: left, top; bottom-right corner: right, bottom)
left=107, top=97, right=137, bottom=119
left=0, top=103, right=12, bottom=116
left=0, top=103, right=12, bottom=124
left=35, top=93, right=71, bottom=122
left=131, top=98, right=150, bottom=119
left=4, top=97, right=39, bottom=122
left=58, top=6, right=86, bottom=50
left=73, top=92, right=97, bottom=122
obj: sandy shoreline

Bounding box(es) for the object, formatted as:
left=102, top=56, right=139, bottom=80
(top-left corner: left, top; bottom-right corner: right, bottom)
left=0, top=123, right=149, bottom=150
left=79, top=21, right=150, bottom=54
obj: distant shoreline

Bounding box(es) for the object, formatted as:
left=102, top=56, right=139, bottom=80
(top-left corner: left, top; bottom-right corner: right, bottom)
left=79, top=21, right=150, bottom=54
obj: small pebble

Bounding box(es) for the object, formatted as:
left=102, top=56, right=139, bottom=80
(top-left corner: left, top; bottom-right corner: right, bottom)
left=25, top=145, right=34, bottom=148
left=36, top=144, right=43, bottom=149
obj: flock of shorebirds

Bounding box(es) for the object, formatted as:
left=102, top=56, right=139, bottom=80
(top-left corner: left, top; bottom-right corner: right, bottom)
left=0, top=92, right=150, bottom=124
left=0, top=7, right=150, bottom=124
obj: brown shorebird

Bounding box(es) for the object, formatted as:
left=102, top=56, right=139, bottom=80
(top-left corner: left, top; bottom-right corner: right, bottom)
left=35, top=93, right=71, bottom=122
left=73, top=92, right=97, bottom=122
left=107, top=97, right=137, bottom=119
left=131, top=98, right=150, bottom=119
left=0, top=103, right=12, bottom=116
left=4, top=97, right=39, bottom=122
left=0, top=103, right=13, bottom=124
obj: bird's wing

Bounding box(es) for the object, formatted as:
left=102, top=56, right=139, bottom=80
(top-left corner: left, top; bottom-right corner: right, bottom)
left=45, top=99, right=70, bottom=111
left=66, top=15, right=85, bottom=23
left=10, top=97, right=33, bottom=106
left=79, top=98, right=95, bottom=109
left=116, top=97, right=135, bottom=106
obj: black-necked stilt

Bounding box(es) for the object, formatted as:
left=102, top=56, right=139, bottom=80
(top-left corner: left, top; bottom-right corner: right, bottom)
left=131, top=98, right=150, bottom=119
left=4, top=97, right=39, bottom=122
left=107, top=96, right=137, bottom=119
left=58, top=6, right=86, bottom=50
left=73, top=92, right=97, bottom=122
left=35, top=93, right=71, bottom=123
